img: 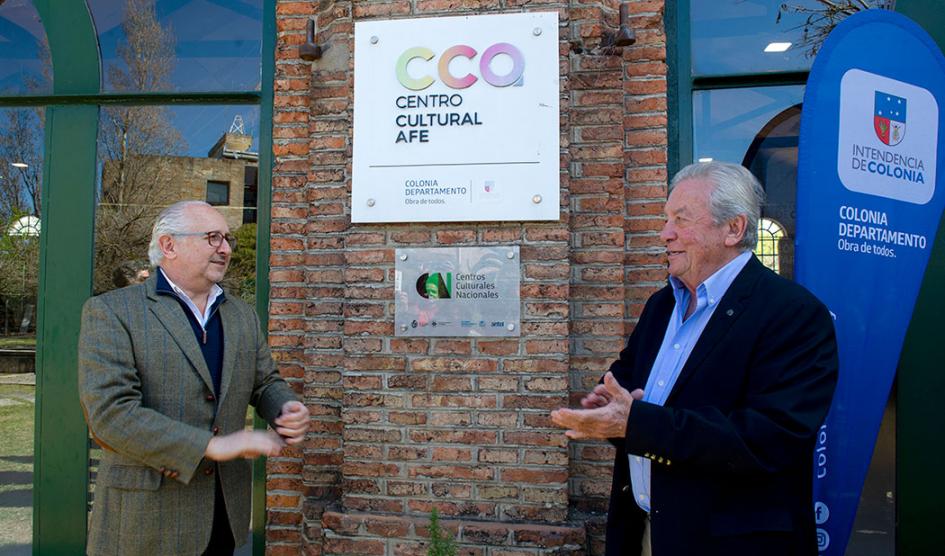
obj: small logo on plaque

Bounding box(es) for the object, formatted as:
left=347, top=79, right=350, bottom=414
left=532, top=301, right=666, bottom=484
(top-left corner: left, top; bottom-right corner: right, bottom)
left=416, top=272, right=452, bottom=299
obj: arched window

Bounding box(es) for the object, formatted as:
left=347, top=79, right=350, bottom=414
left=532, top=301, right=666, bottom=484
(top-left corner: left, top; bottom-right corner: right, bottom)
left=755, top=217, right=786, bottom=274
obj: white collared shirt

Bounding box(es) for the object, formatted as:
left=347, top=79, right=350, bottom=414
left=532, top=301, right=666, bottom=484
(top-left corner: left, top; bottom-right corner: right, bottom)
left=157, top=267, right=223, bottom=328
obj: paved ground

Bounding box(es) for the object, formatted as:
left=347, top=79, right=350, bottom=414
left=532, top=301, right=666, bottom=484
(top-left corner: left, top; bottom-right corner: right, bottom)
left=0, top=375, right=33, bottom=553
left=0, top=544, right=28, bottom=555
left=0, top=373, right=34, bottom=385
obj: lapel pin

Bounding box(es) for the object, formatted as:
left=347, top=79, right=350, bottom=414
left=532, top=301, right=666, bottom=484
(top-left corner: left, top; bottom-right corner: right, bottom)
left=726, top=309, right=734, bottom=316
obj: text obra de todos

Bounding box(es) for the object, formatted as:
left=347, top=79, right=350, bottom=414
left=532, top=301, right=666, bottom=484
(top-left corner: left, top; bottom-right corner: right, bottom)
left=837, top=205, right=928, bottom=259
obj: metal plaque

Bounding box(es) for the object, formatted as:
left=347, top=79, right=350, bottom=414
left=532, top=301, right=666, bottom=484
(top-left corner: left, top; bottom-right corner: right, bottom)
left=394, top=246, right=521, bottom=337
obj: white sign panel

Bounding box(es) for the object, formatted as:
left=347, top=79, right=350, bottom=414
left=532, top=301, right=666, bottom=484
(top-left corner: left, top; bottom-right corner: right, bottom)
left=353, top=12, right=560, bottom=222
left=837, top=69, right=937, bottom=204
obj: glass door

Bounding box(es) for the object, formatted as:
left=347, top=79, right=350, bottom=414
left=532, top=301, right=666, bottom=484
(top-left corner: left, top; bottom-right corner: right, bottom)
left=0, top=105, right=44, bottom=553
left=0, top=1, right=50, bottom=551
left=1, top=1, right=275, bottom=553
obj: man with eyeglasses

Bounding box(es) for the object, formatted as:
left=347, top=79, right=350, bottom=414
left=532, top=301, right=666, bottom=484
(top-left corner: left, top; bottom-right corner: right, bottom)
left=78, top=200, right=309, bottom=556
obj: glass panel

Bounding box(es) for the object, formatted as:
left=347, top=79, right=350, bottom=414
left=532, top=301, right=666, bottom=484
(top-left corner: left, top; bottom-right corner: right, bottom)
left=207, top=180, right=230, bottom=206
left=742, top=100, right=803, bottom=279
left=690, top=0, right=892, bottom=77
left=847, top=390, right=896, bottom=555
left=88, top=0, right=263, bottom=93
left=88, top=104, right=261, bottom=536
left=693, top=85, right=804, bottom=168
left=0, top=0, right=52, bottom=95
left=0, top=106, right=44, bottom=553
left=93, top=104, right=259, bottom=297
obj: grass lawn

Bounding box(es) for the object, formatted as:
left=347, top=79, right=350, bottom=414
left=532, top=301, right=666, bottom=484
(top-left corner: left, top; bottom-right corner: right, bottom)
left=0, top=383, right=34, bottom=548
left=0, top=337, right=36, bottom=350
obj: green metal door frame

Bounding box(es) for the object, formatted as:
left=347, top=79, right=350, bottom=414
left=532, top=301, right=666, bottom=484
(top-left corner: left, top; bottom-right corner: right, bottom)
left=0, top=1, right=278, bottom=553
left=32, top=103, right=99, bottom=553
left=31, top=2, right=100, bottom=552
left=252, top=2, right=277, bottom=554
left=667, top=1, right=945, bottom=554
left=890, top=3, right=945, bottom=552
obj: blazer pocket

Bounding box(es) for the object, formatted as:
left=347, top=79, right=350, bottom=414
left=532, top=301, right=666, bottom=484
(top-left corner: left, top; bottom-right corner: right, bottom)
left=98, top=464, right=162, bottom=491
left=709, top=508, right=794, bottom=536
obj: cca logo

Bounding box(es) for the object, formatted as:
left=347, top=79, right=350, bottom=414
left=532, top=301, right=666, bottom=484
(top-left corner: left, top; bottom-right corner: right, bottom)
left=396, top=43, right=525, bottom=91
left=416, top=272, right=452, bottom=299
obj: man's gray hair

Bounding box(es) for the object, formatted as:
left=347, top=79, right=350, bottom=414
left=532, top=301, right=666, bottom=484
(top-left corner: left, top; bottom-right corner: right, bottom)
left=147, top=200, right=211, bottom=266
left=669, top=161, right=765, bottom=250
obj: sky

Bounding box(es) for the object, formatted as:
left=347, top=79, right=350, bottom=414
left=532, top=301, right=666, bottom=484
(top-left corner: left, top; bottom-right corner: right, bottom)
left=1, top=0, right=264, bottom=157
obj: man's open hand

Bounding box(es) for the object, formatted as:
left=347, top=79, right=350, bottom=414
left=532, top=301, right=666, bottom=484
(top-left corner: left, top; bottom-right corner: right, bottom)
left=205, top=430, right=285, bottom=461
left=550, top=372, right=644, bottom=440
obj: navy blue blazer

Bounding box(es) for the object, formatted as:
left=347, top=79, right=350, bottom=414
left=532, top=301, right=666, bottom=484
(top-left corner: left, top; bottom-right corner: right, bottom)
left=604, top=255, right=838, bottom=556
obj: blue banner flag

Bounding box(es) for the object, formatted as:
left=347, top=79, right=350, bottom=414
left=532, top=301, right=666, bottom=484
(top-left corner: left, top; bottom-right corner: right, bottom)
left=796, top=10, right=945, bottom=555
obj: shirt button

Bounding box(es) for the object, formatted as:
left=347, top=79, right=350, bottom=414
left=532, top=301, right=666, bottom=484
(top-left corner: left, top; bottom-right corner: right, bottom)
left=657, top=380, right=665, bottom=387
left=635, top=457, right=642, bottom=462
left=673, top=343, right=680, bottom=350
left=638, top=494, right=646, bottom=501
left=204, top=466, right=215, bottom=476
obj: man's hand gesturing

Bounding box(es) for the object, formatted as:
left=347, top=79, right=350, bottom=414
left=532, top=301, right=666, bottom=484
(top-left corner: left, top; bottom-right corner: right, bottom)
left=205, top=430, right=285, bottom=461
left=550, top=372, right=644, bottom=440
left=274, top=401, right=310, bottom=445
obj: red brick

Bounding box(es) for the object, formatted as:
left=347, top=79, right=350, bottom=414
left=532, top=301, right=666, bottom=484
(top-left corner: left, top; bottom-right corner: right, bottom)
left=323, top=538, right=385, bottom=555
left=499, top=468, right=568, bottom=484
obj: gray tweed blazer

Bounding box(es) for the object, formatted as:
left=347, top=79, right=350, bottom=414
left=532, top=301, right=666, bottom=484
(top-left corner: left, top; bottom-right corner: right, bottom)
left=78, top=274, right=297, bottom=556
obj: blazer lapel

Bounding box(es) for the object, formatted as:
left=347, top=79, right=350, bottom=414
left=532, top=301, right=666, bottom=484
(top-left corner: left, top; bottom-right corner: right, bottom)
left=145, top=279, right=215, bottom=395
left=217, top=298, right=238, bottom=406
left=666, top=256, right=765, bottom=403
left=636, top=290, right=675, bottom=388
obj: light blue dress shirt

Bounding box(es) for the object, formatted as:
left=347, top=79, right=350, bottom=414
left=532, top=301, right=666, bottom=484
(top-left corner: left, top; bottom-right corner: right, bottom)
left=629, top=250, right=752, bottom=512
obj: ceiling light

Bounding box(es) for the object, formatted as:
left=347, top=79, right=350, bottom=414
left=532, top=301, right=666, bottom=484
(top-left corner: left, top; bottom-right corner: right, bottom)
left=11, top=162, right=28, bottom=168
left=698, top=157, right=713, bottom=163
left=764, top=42, right=792, bottom=53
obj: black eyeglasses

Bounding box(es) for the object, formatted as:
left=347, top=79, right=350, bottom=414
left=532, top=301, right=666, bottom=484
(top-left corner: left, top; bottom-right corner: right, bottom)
left=173, top=231, right=237, bottom=249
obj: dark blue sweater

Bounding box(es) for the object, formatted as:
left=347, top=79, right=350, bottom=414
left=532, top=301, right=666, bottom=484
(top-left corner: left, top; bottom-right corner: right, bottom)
left=156, top=270, right=226, bottom=397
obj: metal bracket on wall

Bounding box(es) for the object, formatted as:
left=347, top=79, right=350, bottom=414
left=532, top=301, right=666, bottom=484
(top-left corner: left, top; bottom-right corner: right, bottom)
left=299, top=19, right=323, bottom=61
left=600, top=2, right=636, bottom=50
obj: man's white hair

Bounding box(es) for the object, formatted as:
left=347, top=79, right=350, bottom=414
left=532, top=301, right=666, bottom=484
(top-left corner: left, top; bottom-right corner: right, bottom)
left=669, top=161, right=765, bottom=250
left=147, top=200, right=212, bottom=266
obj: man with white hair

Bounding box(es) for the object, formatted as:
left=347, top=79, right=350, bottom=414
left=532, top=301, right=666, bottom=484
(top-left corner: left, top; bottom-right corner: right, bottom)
left=79, top=200, right=309, bottom=555
left=552, top=162, right=838, bottom=556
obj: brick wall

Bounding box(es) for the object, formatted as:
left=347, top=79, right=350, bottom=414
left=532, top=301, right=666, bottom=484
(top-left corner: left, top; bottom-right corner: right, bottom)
left=269, top=1, right=668, bottom=554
